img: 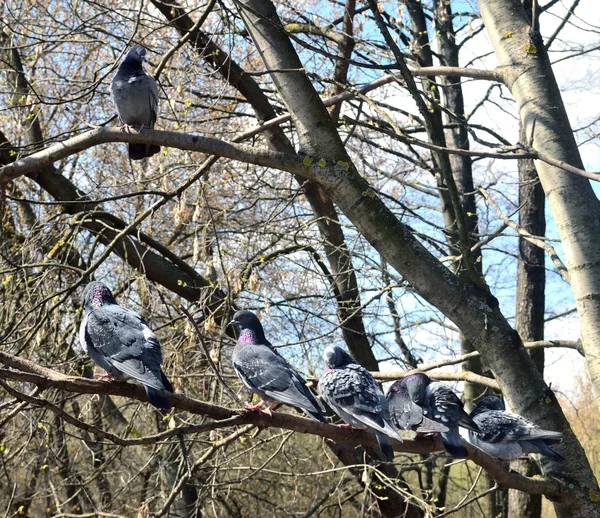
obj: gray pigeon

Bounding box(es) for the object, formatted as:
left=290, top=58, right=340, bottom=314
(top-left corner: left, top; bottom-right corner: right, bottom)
left=229, top=310, right=326, bottom=421
left=401, top=373, right=479, bottom=458
left=386, top=379, right=449, bottom=434
left=79, top=281, right=173, bottom=409
left=110, top=45, right=160, bottom=160
left=460, top=395, right=564, bottom=461
left=318, top=346, right=402, bottom=460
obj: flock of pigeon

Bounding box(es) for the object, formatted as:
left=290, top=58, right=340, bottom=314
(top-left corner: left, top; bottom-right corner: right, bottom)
left=84, top=46, right=565, bottom=465
left=79, top=281, right=564, bottom=463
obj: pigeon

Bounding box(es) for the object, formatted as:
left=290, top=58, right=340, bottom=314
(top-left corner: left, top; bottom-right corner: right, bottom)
left=110, top=45, right=160, bottom=160
left=318, top=346, right=402, bottom=460
left=79, top=281, right=173, bottom=409
left=400, top=373, right=479, bottom=458
left=386, top=379, right=449, bottom=434
left=460, top=395, right=564, bottom=461
left=229, top=310, right=326, bottom=421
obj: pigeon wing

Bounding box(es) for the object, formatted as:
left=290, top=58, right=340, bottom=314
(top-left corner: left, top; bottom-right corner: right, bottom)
left=233, top=344, right=323, bottom=413
left=476, top=411, right=562, bottom=443
left=320, top=365, right=396, bottom=434
left=426, top=382, right=479, bottom=432
left=85, top=305, right=164, bottom=390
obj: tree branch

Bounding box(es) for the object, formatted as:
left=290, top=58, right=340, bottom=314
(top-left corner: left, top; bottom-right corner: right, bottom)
left=0, top=350, right=564, bottom=500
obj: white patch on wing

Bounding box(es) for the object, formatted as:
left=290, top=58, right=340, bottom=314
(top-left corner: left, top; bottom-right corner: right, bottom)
left=141, top=324, right=157, bottom=343
left=78, top=313, right=89, bottom=353
left=128, top=76, right=139, bottom=83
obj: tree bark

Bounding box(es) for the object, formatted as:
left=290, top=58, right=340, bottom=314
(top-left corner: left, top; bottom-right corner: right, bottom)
left=508, top=124, right=546, bottom=517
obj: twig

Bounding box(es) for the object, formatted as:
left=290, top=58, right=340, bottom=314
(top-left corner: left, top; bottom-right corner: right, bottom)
left=479, top=187, right=569, bottom=282
left=179, top=305, right=242, bottom=404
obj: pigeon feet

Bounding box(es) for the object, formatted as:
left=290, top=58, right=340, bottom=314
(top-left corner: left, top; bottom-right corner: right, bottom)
left=262, top=401, right=280, bottom=417
left=245, top=400, right=265, bottom=412
left=118, top=123, right=144, bottom=133
left=337, top=423, right=353, bottom=430
left=98, top=372, right=114, bottom=380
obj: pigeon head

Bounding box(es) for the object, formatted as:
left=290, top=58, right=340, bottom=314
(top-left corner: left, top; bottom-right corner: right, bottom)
left=388, top=379, right=404, bottom=394
left=82, top=281, right=117, bottom=311
left=228, top=310, right=266, bottom=344
left=322, top=346, right=356, bottom=369
left=477, top=395, right=505, bottom=412
left=402, top=373, right=430, bottom=402
left=123, top=45, right=147, bottom=64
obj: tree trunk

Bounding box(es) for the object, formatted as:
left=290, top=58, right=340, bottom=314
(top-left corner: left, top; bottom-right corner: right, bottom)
left=476, top=0, right=600, bottom=415
left=508, top=124, right=546, bottom=517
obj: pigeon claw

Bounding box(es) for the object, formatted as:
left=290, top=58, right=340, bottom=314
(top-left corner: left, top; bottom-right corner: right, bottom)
left=98, top=372, right=114, bottom=380
left=337, top=423, right=353, bottom=430
left=262, top=401, right=280, bottom=417
left=245, top=400, right=265, bottom=412
left=118, top=123, right=144, bottom=134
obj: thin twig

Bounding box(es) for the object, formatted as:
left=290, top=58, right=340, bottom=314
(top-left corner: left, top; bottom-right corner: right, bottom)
left=179, top=305, right=242, bottom=404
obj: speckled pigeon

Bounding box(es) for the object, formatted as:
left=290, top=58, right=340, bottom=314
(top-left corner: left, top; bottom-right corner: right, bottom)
left=386, top=379, right=449, bottom=434
left=318, top=346, right=402, bottom=460
left=110, top=45, right=160, bottom=160
left=79, top=281, right=173, bottom=409
left=229, top=310, right=326, bottom=421
left=460, top=395, right=564, bottom=461
left=401, top=373, right=479, bottom=458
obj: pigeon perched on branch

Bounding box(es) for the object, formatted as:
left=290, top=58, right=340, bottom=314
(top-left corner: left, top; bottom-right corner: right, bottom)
left=386, top=379, right=449, bottom=434
left=318, top=346, right=402, bottom=459
left=229, top=310, right=326, bottom=421
left=460, top=395, right=564, bottom=461
left=110, top=45, right=160, bottom=160
left=79, top=281, right=173, bottom=409
left=399, top=373, right=479, bottom=458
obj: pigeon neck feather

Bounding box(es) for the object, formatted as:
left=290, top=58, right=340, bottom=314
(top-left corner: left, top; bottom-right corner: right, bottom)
left=119, top=60, right=145, bottom=77
left=86, top=289, right=116, bottom=311
left=238, top=328, right=266, bottom=345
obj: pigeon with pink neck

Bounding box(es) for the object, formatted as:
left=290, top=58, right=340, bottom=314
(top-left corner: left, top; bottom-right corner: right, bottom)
left=79, top=281, right=173, bottom=409
left=229, top=310, right=326, bottom=421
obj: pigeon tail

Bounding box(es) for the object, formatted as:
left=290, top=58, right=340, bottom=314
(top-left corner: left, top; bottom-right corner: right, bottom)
left=459, top=410, right=481, bottom=433
left=302, top=407, right=327, bottom=423
left=525, top=440, right=565, bottom=461
left=129, top=143, right=160, bottom=160
left=145, top=386, right=171, bottom=410
left=161, top=371, right=174, bottom=393
left=375, top=432, right=395, bottom=460
left=441, top=430, right=468, bottom=458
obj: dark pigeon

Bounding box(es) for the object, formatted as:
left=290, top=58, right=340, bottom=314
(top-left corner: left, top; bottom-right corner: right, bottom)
left=460, top=395, right=564, bottom=461
left=387, top=379, right=449, bottom=434
left=401, top=373, right=479, bottom=458
left=229, top=310, right=326, bottom=421
left=110, top=45, right=160, bottom=160
left=318, top=346, right=402, bottom=460
left=79, top=281, right=173, bottom=409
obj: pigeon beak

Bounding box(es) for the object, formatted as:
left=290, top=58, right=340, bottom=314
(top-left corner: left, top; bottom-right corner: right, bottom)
left=226, top=319, right=238, bottom=329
